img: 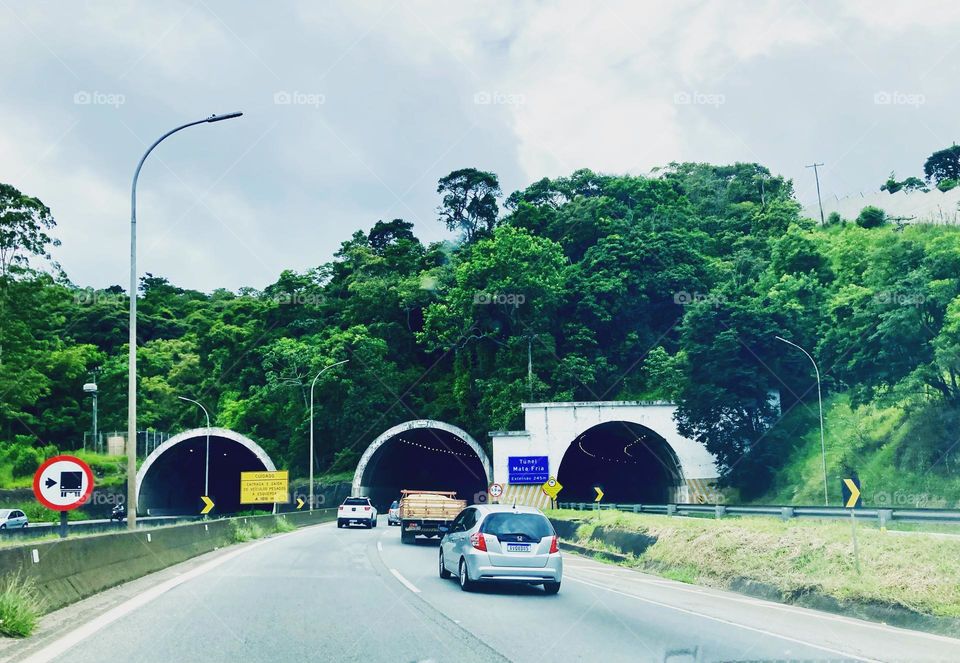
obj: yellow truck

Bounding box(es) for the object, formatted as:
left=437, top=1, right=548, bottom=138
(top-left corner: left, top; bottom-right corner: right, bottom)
left=398, top=489, right=466, bottom=544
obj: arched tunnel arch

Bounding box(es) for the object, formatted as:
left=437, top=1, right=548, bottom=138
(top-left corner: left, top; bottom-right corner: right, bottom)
left=557, top=421, right=683, bottom=503
left=353, top=420, right=491, bottom=512
left=136, top=428, right=277, bottom=516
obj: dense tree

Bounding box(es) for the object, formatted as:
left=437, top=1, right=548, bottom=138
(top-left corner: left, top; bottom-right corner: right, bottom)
left=436, top=168, right=501, bottom=242
left=923, top=144, right=960, bottom=184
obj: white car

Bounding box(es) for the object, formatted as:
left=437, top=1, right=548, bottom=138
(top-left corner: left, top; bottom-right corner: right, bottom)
left=0, top=509, right=28, bottom=529
left=337, top=497, right=378, bottom=528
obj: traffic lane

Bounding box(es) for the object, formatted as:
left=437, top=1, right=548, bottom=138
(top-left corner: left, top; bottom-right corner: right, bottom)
left=560, top=555, right=960, bottom=662
left=376, top=529, right=845, bottom=662
left=32, top=520, right=507, bottom=663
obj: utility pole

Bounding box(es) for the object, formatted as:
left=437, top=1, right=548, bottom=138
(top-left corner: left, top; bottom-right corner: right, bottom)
left=806, top=162, right=825, bottom=226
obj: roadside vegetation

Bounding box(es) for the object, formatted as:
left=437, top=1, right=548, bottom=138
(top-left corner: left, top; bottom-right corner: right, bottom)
left=228, top=516, right=296, bottom=543
left=0, top=572, right=42, bottom=637
left=4, top=144, right=960, bottom=500
left=550, top=509, right=960, bottom=619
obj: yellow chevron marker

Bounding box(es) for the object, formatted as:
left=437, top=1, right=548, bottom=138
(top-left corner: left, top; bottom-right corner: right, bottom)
left=843, top=479, right=861, bottom=508
left=200, top=495, right=215, bottom=515
left=594, top=486, right=604, bottom=502
left=296, top=497, right=305, bottom=510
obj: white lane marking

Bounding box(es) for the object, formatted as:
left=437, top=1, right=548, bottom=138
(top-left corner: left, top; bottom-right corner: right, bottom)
left=20, top=525, right=329, bottom=663
left=567, top=562, right=960, bottom=645
left=565, top=575, right=880, bottom=663
left=377, top=541, right=383, bottom=552
left=390, top=568, right=421, bottom=593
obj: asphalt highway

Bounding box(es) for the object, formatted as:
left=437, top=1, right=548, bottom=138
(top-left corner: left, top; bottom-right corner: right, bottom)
left=12, top=517, right=960, bottom=663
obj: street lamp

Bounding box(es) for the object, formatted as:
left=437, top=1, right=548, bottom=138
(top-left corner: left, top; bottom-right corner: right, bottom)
left=83, top=382, right=98, bottom=452
left=309, top=360, right=349, bottom=511
left=178, top=396, right=211, bottom=501
left=775, top=336, right=829, bottom=506
left=127, top=112, right=243, bottom=529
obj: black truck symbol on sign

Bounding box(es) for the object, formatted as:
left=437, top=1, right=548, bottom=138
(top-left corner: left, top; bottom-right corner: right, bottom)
left=59, top=471, right=83, bottom=498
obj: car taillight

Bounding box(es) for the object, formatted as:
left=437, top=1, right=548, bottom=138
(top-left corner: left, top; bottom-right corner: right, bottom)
left=363, top=506, right=371, bottom=511
left=470, top=532, right=487, bottom=552
left=549, top=536, right=559, bottom=554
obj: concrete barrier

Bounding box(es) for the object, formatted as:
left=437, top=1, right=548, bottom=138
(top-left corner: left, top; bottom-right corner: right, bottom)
left=0, top=509, right=335, bottom=613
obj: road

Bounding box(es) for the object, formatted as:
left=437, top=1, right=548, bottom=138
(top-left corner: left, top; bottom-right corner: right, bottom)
left=12, top=517, right=960, bottom=663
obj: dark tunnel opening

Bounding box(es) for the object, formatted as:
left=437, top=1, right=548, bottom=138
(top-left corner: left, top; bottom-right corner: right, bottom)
left=139, top=435, right=275, bottom=516
left=359, top=428, right=488, bottom=512
left=557, top=421, right=681, bottom=503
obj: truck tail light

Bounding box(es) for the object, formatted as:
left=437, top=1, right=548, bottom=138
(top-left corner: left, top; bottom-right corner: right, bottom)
left=363, top=506, right=371, bottom=511
left=470, top=532, right=487, bottom=552
left=549, top=536, right=559, bottom=554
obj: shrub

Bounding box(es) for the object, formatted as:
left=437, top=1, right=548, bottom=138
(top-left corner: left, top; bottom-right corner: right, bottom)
left=0, top=572, right=43, bottom=637
left=856, top=205, right=886, bottom=228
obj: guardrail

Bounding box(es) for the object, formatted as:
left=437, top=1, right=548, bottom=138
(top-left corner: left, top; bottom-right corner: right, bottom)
left=556, top=502, right=960, bottom=527
left=1, top=514, right=221, bottom=541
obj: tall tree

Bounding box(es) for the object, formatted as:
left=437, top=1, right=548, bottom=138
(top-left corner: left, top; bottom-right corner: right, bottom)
left=923, top=144, right=960, bottom=184
left=437, top=168, right=501, bottom=242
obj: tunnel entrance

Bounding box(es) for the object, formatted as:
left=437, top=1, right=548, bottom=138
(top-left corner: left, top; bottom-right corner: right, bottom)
left=354, top=421, right=490, bottom=512
left=136, top=428, right=277, bottom=516
left=557, top=421, right=682, bottom=503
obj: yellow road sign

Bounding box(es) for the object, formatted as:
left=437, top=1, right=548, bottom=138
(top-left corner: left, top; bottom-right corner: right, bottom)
left=842, top=478, right=862, bottom=508
left=240, top=470, right=290, bottom=504
left=541, top=476, right=563, bottom=500
left=200, top=495, right=215, bottom=514
left=296, top=497, right=305, bottom=510
left=594, top=486, right=604, bottom=502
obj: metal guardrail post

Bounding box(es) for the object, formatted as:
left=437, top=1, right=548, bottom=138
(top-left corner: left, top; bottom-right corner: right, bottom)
left=780, top=507, right=794, bottom=521
left=715, top=505, right=726, bottom=519
left=632, top=504, right=639, bottom=514
left=878, top=509, right=893, bottom=530
left=666, top=504, right=677, bottom=517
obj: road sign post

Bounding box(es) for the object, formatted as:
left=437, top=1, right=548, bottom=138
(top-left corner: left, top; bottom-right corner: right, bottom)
left=842, top=477, right=862, bottom=574
left=33, top=455, right=95, bottom=538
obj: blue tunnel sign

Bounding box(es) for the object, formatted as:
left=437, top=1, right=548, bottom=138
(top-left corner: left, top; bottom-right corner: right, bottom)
left=508, top=456, right=549, bottom=484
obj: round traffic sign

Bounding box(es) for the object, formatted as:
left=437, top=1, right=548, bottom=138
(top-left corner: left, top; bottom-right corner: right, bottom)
left=488, top=483, right=504, bottom=499
left=33, top=455, right=94, bottom=511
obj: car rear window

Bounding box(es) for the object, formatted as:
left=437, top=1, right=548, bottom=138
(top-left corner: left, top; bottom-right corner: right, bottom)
left=480, top=512, right=554, bottom=540
left=343, top=498, right=369, bottom=505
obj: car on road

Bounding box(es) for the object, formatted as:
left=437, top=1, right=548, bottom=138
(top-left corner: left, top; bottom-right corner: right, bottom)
left=438, top=504, right=561, bottom=594
left=0, top=509, right=28, bottom=529
left=337, top=496, right=378, bottom=528
left=387, top=500, right=400, bottom=526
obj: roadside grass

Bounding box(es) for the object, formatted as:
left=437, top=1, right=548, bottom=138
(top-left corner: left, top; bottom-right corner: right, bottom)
left=548, top=508, right=960, bottom=618
left=760, top=394, right=960, bottom=507
left=228, top=516, right=295, bottom=542
left=0, top=572, right=43, bottom=637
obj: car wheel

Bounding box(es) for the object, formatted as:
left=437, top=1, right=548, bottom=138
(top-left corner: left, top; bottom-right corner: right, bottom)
left=401, top=529, right=413, bottom=544
left=439, top=550, right=452, bottom=579
left=0, top=524, right=5, bottom=530
left=458, top=558, right=474, bottom=592
left=372, top=518, right=377, bottom=528
left=337, top=519, right=344, bottom=528
left=543, top=581, right=561, bottom=595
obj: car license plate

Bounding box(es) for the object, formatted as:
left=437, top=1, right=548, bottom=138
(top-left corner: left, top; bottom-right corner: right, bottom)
left=506, top=543, right=531, bottom=552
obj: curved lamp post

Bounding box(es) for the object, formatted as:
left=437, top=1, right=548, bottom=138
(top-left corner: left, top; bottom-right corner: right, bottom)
left=178, top=396, right=211, bottom=501
left=127, top=113, right=243, bottom=529
left=775, top=336, right=829, bottom=506
left=309, top=360, right=349, bottom=510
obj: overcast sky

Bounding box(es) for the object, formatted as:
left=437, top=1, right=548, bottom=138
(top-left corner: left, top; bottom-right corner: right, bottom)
left=3, top=1, right=960, bottom=292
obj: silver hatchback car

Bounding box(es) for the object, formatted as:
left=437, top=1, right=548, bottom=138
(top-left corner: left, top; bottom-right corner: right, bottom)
left=438, top=504, right=562, bottom=594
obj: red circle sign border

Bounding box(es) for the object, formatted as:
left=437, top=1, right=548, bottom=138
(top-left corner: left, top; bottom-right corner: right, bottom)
left=33, top=454, right=95, bottom=511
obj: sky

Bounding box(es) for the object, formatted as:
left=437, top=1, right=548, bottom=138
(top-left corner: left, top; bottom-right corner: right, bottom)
left=3, top=0, right=960, bottom=292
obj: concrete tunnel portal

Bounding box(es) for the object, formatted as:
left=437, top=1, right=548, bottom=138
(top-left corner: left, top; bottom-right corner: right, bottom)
left=136, top=428, right=277, bottom=516
left=353, top=420, right=491, bottom=512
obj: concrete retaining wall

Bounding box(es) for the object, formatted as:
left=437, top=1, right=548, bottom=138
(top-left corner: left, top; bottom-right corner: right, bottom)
left=0, top=509, right=335, bottom=613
